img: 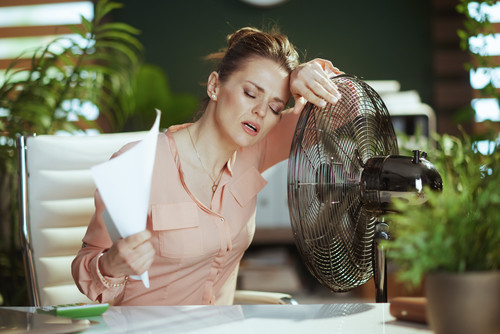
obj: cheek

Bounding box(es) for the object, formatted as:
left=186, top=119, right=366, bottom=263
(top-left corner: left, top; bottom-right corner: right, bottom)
left=220, top=88, right=246, bottom=113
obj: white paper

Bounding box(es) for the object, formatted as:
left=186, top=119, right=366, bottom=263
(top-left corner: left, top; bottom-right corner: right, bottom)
left=91, top=110, right=161, bottom=289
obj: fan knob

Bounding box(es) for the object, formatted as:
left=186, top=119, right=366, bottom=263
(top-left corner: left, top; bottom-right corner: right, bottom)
left=412, top=150, right=428, bottom=164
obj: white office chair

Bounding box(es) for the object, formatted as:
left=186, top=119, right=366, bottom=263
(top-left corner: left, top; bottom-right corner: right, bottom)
left=18, top=132, right=147, bottom=306
left=18, top=132, right=296, bottom=306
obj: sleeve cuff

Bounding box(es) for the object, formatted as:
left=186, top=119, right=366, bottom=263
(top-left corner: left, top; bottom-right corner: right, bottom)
left=96, top=252, right=129, bottom=288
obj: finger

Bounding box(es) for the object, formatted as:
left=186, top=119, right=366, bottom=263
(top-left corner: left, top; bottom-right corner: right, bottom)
left=128, top=243, right=155, bottom=275
left=315, top=58, right=335, bottom=73
left=292, top=96, right=308, bottom=114
left=310, top=58, right=335, bottom=78
left=300, top=90, right=327, bottom=109
left=134, top=239, right=155, bottom=257
left=301, top=65, right=340, bottom=103
left=124, top=230, right=152, bottom=249
left=302, top=80, right=340, bottom=108
left=129, top=255, right=154, bottom=276
left=313, top=58, right=344, bottom=76
left=310, top=75, right=341, bottom=103
left=332, top=67, right=344, bottom=75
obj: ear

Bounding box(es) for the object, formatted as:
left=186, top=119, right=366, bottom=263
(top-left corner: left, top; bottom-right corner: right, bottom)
left=207, top=71, right=220, bottom=100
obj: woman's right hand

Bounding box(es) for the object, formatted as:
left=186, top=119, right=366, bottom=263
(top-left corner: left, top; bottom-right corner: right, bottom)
left=99, top=230, right=155, bottom=278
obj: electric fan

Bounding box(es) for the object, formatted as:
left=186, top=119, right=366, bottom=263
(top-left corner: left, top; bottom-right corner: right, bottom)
left=287, top=74, right=442, bottom=302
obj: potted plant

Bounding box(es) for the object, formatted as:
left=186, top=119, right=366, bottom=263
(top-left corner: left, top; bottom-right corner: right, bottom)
left=0, top=0, right=143, bottom=305
left=0, top=0, right=199, bottom=305
left=383, top=130, right=500, bottom=334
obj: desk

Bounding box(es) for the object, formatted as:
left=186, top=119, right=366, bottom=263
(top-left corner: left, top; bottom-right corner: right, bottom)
left=7, top=303, right=431, bottom=333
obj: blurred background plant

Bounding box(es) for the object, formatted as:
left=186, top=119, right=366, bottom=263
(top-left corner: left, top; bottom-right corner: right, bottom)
left=0, top=0, right=197, bottom=305
left=455, top=0, right=500, bottom=129
left=383, top=128, right=500, bottom=287
left=457, top=0, right=499, bottom=99
left=383, top=0, right=500, bottom=288
left=120, top=63, right=198, bottom=132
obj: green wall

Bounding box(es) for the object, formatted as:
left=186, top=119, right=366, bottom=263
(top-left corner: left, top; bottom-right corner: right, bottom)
left=116, top=0, right=432, bottom=108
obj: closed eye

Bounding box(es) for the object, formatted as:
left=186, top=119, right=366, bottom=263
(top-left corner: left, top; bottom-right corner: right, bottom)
left=269, top=103, right=283, bottom=116
left=269, top=105, right=280, bottom=115
left=245, top=86, right=282, bottom=115
left=245, top=91, right=255, bottom=98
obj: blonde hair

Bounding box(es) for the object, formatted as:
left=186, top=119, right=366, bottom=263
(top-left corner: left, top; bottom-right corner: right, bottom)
left=206, top=27, right=300, bottom=82
left=199, top=27, right=300, bottom=112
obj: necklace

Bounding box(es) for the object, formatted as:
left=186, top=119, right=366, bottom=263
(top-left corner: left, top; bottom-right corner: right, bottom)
left=186, top=126, right=224, bottom=194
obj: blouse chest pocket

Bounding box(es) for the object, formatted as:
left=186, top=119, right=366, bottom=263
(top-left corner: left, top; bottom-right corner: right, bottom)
left=151, top=203, right=204, bottom=258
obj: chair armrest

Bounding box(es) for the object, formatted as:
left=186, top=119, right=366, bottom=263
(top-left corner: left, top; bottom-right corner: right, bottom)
left=233, top=290, right=298, bottom=305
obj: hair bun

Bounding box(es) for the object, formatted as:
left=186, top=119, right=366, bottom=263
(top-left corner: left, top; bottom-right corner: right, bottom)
left=226, top=27, right=261, bottom=49
left=205, top=26, right=299, bottom=80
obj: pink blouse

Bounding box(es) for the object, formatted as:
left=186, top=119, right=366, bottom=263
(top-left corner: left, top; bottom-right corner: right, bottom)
left=71, top=113, right=300, bottom=305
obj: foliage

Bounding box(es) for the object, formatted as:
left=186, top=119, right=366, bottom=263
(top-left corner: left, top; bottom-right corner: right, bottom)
left=0, top=0, right=143, bottom=170
left=120, top=63, right=198, bottom=132
left=456, top=0, right=500, bottom=101
left=0, top=0, right=143, bottom=306
left=385, top=0, right=500, bottom=288
left=383, top=130, right=500, bottom=287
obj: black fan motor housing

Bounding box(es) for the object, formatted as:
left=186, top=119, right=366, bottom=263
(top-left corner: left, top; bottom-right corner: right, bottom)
left=360, top=150, right=443, bottom=214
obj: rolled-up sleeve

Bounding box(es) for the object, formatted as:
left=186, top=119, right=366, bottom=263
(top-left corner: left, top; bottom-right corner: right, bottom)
left=71, top=190, right=126, bottom=304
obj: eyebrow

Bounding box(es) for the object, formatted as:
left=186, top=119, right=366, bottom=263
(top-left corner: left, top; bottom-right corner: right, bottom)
left=246, top=80, right=286, bottom=105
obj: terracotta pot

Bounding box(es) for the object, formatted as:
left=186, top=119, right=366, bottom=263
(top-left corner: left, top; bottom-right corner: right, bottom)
left=426, top=271, right=500, bottom=334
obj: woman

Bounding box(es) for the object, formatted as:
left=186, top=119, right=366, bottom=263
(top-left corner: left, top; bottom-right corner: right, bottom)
left=72, top=27, right=341, bottom=305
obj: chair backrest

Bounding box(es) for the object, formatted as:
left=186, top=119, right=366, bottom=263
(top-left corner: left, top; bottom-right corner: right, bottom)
left=18, top=132, right=147, bottom=306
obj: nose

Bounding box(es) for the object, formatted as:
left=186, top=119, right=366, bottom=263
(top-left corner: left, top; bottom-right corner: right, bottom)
left=252, top=101, right=267, bottom=118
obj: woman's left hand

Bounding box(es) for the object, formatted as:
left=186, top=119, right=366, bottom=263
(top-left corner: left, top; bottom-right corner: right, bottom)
left=289, top=58, right=343, bottom=114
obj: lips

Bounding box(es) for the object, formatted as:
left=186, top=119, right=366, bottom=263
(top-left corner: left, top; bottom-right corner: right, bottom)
left=241, top=121, right=260, bottom=136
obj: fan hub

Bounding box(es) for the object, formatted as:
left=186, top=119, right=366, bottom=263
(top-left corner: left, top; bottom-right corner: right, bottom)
left=360, top=154, right=443, bottom=214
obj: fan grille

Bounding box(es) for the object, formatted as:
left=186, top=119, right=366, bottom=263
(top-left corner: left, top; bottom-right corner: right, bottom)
left=287, top=75, right=398, bottom=292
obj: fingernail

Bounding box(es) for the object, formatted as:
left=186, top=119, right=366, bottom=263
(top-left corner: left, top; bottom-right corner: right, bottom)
left=330, top=95, right=339, bottom=104
left=320, top=100, right=327, bottom=108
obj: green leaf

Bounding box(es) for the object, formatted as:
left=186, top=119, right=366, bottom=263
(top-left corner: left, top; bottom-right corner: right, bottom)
left=456, top=29, right=467, bottom=40
left=68, top=24, right=88, bottom=38
left=95, top=0, right=123, bottom=24
left=80, top=15, right=93, bottom=34
left=95, top=40, right=141, bottom=65
left=95, top=22, right=141, bottom=36
left=95, top=30, right=143, bottom=51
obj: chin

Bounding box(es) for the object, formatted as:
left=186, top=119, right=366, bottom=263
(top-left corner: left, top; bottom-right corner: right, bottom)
left=236, top=135, right=262, bottom=148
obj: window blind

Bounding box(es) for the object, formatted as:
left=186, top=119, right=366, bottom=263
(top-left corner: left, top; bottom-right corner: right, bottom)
left=467, top=1, right=500, bottom=124
left=0, top=0, right=93, bottom=82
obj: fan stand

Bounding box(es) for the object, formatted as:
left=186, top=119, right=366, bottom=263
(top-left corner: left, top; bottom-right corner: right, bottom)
left=374, top=219, right=389, bottom=303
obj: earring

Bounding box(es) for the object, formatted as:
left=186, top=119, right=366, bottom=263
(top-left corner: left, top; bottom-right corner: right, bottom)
left=211, top=94, right=216, bottom=100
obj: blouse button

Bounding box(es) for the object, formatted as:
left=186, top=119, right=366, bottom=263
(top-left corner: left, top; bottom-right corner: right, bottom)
left=220, top=218, right=225, bottom=223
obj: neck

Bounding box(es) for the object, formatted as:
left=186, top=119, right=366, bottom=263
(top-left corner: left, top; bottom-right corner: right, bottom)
left=189, top=109, right=237, bottom=174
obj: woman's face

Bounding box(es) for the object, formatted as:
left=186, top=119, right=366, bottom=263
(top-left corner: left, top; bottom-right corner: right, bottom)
left=212, top=56, right=290, bottom=148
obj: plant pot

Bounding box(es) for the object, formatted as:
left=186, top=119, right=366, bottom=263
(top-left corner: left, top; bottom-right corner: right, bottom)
left=426, top=271, right=500, bottom=334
